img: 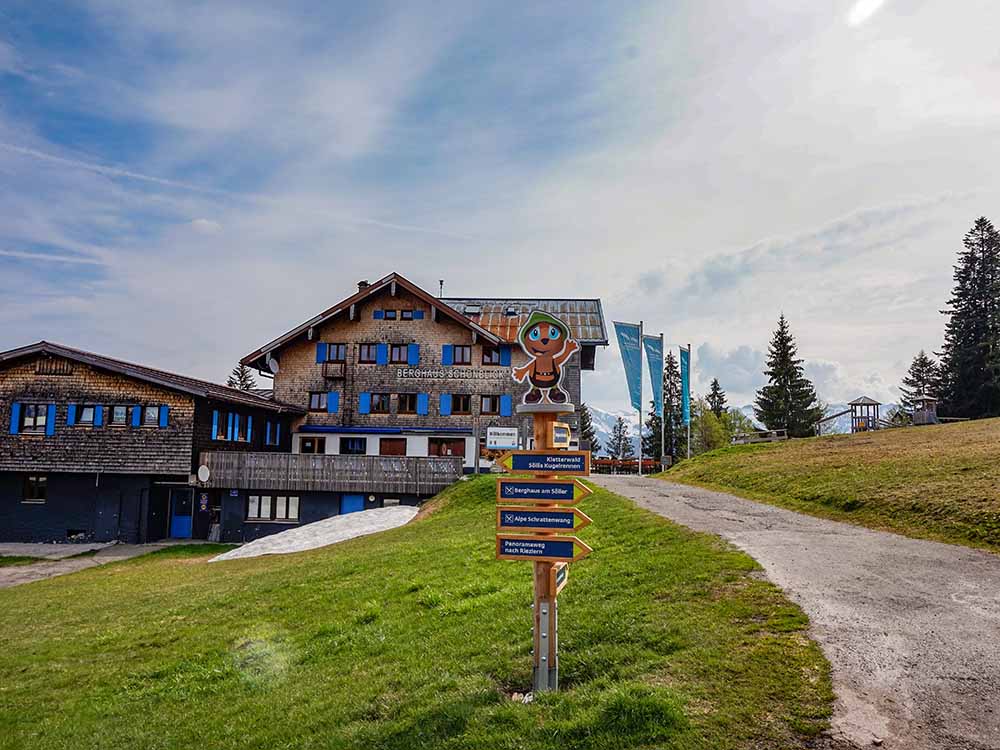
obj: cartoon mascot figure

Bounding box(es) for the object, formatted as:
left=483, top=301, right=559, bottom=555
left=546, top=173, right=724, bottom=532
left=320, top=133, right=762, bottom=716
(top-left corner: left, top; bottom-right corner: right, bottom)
left=512, top=310, right=580, bottom=405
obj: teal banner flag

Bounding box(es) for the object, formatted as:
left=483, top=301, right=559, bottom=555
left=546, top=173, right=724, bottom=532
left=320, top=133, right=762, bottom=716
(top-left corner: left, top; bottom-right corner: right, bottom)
left=680, top=346, right=691, bottom=425
left=642, top=335, right=663, bottom=418
left=614, top=321, right=643, bottom=411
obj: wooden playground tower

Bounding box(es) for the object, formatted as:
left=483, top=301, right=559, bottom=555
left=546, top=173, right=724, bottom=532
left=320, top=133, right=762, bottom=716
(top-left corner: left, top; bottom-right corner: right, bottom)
left=849, top=396, right=882, bottom=432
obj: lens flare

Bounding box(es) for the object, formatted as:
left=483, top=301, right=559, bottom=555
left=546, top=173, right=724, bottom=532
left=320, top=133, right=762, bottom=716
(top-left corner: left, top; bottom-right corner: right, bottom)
left=847, top=0, right=887, bottom=26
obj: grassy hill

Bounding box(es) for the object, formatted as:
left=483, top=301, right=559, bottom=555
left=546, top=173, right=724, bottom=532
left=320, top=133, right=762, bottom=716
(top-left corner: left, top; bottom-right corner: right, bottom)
left=0, top=476, right=831, bottom=750
left=665, top=418, right=1000, bottom=552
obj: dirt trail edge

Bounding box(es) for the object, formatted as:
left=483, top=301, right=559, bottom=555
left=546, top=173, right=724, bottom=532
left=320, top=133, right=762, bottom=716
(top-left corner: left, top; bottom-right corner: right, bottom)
left=590, top=476, right=1000, bottom=750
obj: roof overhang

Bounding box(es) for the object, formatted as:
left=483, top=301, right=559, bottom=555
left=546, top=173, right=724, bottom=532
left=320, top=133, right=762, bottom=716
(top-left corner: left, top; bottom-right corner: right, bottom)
left=242, top=272, right=502, bottom=371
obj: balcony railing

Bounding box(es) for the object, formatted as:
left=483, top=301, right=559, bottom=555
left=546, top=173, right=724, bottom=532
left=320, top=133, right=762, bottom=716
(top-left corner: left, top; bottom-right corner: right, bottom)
left=323, top=361, right=346, bottom=379
left=197, top=451, right=464, bottom=495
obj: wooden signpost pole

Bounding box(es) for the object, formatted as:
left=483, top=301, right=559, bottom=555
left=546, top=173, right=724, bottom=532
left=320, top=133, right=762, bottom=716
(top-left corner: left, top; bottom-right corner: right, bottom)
left=531, top=409, right=560, bottom=692
left=496, top=309, right=593, bottom=694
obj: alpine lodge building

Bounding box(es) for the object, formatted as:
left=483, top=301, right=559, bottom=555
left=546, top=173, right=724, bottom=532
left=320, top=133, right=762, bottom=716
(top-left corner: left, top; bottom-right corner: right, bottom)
left=0, top=272, right=606, bottom=544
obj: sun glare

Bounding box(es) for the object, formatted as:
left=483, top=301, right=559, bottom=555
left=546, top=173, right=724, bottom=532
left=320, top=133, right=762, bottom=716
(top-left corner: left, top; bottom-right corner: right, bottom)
left=847, top=0, right=887, bottom=26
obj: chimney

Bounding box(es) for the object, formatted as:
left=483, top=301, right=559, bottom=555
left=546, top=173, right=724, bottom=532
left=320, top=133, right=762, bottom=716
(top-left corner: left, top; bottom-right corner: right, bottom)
left=357, top=280, right=369, bottom=292
left=439, top=279, right=445, bottom=297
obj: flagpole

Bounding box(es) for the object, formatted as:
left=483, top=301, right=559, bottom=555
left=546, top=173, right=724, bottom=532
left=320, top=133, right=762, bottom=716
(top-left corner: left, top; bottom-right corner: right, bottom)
left=660, top=332, right=665, bottom=469
left=686, top=343, right=692, bottom=460
left=638, top=320, right=644, bottom=477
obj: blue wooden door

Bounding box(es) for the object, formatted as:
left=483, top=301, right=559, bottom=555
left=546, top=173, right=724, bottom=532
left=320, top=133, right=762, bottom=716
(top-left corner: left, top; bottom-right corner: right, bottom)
left=169, top=489, right=193, bottom=538
left=341, top=494, right=365, bottom=514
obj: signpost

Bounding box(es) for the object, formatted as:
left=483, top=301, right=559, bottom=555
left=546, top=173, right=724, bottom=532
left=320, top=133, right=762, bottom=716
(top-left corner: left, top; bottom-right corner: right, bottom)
left=497, top=450, right=590, bottom=475
left=496, top=477, right=592, bottom=504
left=496, top=506, right=592, bottom=534
left=495, top=310, right=593, bottom=694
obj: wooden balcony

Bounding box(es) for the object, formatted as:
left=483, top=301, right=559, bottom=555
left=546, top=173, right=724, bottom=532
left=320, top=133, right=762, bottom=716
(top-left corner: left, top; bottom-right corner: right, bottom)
left=197, top=451, right=465, bottom=495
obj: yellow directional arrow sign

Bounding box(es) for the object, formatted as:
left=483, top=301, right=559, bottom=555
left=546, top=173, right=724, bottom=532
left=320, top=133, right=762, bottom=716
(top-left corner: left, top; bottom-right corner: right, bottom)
left=495, top=534, right=593, bottom=563
left=496, top=506, right=592, bottom=534
left=497, top=450, right=591, bottom=476
left=496, top=477, right=592, bottom=505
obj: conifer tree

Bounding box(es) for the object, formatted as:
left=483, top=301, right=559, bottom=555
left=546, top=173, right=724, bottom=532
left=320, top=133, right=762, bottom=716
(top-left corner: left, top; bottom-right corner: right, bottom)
left=578, top=403, right=601, bottom=456
left=662, top=351, right=685, bottom=463
left=706, top=378, right=727, bottom=418
left=938, top=217, right=1000, bottom=418
left=608, top=416, right=635, bottom=460
left=227, top=363, right=257, bottom=391
left=643, top=400, right=662, bottom=461
left=754, top=314, right=823, bottom=437
left=898, top=350, right=940, bottom=412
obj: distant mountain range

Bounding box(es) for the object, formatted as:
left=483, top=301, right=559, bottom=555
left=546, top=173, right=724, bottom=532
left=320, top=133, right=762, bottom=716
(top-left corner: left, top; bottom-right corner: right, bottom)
left=587, top=401, right=900, bottom=454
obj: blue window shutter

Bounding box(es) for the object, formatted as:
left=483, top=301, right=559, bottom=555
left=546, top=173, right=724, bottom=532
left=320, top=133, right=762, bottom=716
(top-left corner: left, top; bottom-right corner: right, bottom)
left=67, top=404, right=77, bottom=426
left=246, top=415, right=252, bottom=442
left=440, top=393, right=452, bottom=416
left=94, top=405, right=103, bottom=428
left=159, top=405, right=169, bottom=428
left=46, top=404, right=56, bottom=436
left=442, top=345, right=454, bottom=366
left=9, top=403, right=20, bottom=435
left=416, top=393, right=429, bottom=416
left=359, top=392, right=371, bottom=415
left=276, top=423, right=281, bottom=444
left=266, top=421, right=272, bottom=445
left=376, top=344, right=388, bottom=366
left=316, top=342, right=327, bottom=363
left=412, top=310, right=424, bottom=320
left=373, top=310, right=384, bottom=320
left=212, top=410, right=219, bottom=439
left=131, top=406, right=141, bottom=427
left=407, top=343, right=420, bottom=366
left=328, top=391, right=340, bottom=414
left=500, top=345, right=512, bottom=367
left=500, top=395, right=513, bottom=417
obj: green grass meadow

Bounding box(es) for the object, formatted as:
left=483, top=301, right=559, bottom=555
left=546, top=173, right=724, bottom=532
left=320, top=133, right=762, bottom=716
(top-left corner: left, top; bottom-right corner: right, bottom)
left=0, top=476, right=831, bottom=749
left=664, top=418, right=1000, bottom=552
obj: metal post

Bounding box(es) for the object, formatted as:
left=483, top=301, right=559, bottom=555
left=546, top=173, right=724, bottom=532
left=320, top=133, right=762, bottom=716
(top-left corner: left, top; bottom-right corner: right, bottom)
left=686, top=343, right=692, bottom=460
left=638, top=320, right=644, bottom=477
left=660, top=332, right=665, bottom=469
left=531, top=410, right=561, bottom=692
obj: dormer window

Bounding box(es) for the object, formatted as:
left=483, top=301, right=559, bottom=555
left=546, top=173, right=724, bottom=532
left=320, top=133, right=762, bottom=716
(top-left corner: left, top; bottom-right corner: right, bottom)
left=463, top=304, right=482, bottom=315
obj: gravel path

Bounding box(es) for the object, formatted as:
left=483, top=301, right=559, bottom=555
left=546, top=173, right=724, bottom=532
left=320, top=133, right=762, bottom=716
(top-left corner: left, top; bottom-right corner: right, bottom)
left=590, top=475, right=1000, bottom=750
left=209, top=506, right=419, bottom=562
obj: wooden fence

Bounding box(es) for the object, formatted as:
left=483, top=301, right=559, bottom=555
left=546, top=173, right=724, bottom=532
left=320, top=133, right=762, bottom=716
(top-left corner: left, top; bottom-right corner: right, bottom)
left=731, top=429, right=788, bottom=445
left=198, top=452, right=465, bottom=495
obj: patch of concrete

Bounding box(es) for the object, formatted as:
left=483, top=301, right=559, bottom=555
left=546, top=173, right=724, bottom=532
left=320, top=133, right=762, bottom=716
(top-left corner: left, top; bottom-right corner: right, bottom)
left=590, top=475, right=1000, bottom=750
left=209, top=506, right=419, bottom=562
left=0, top=541, right=114, bottom=560
left=0, top=542, right=180, bottom=589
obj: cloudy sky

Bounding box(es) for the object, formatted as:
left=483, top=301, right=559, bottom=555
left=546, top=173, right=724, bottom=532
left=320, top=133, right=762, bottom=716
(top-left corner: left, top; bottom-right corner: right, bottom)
left=1, top=0, right=998, bottom=412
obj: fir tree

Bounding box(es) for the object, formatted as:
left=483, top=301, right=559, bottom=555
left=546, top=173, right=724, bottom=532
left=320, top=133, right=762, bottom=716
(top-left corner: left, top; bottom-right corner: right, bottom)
left=706, top=378, right=727, bottom=418
left=938, top=217, right=1000, bottom=419
left=662, top=351, right=685, bottom=463
left=753, top=314, right=823, bottom=437
left=578, top=403, right=601, bottom=455
left=898, top=350, right=940, bottom=412
left=608, top=416, right=635, bottom=460
left=227, top=363, right=257, bottom=391
left=643, top=400, right=662, bottom=461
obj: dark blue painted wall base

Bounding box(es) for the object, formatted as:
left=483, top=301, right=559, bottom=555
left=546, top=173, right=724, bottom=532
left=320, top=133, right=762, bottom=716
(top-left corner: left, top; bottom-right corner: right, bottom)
left=218, top=490, right=425, bottom=543
left=0, top=472, right=180, bottom=544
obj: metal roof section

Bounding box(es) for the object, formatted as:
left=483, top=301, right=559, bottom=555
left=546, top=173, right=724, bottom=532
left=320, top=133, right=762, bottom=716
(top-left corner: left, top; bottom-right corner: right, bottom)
left=0, top=341, right=304, bottom=414
left=440, top=298, right=609, bottom=345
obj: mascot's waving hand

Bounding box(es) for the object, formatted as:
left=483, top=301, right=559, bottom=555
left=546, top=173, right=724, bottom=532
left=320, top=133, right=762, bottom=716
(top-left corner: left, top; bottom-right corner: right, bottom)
left=512, top=311, right=579, bottom=405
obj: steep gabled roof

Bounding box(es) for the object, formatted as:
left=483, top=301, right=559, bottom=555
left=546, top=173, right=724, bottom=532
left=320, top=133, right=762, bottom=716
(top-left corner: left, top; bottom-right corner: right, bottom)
left=0, top=341, right=303, bottom=414
left=241, top=272, right=502, bottom=370
left=848, top=396, right=882, bottom=406
left=441, top=297, right=608, bottom=345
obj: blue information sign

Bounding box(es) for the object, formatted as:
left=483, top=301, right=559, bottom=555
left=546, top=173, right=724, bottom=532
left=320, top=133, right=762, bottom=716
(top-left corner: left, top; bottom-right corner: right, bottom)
left=500, top=480, right=573, bottom=501
left=499, top=508, right=575, bottom=530
left=498, top=536, right=575, bottom=560
left=501, top=451, right=589, bottom=475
